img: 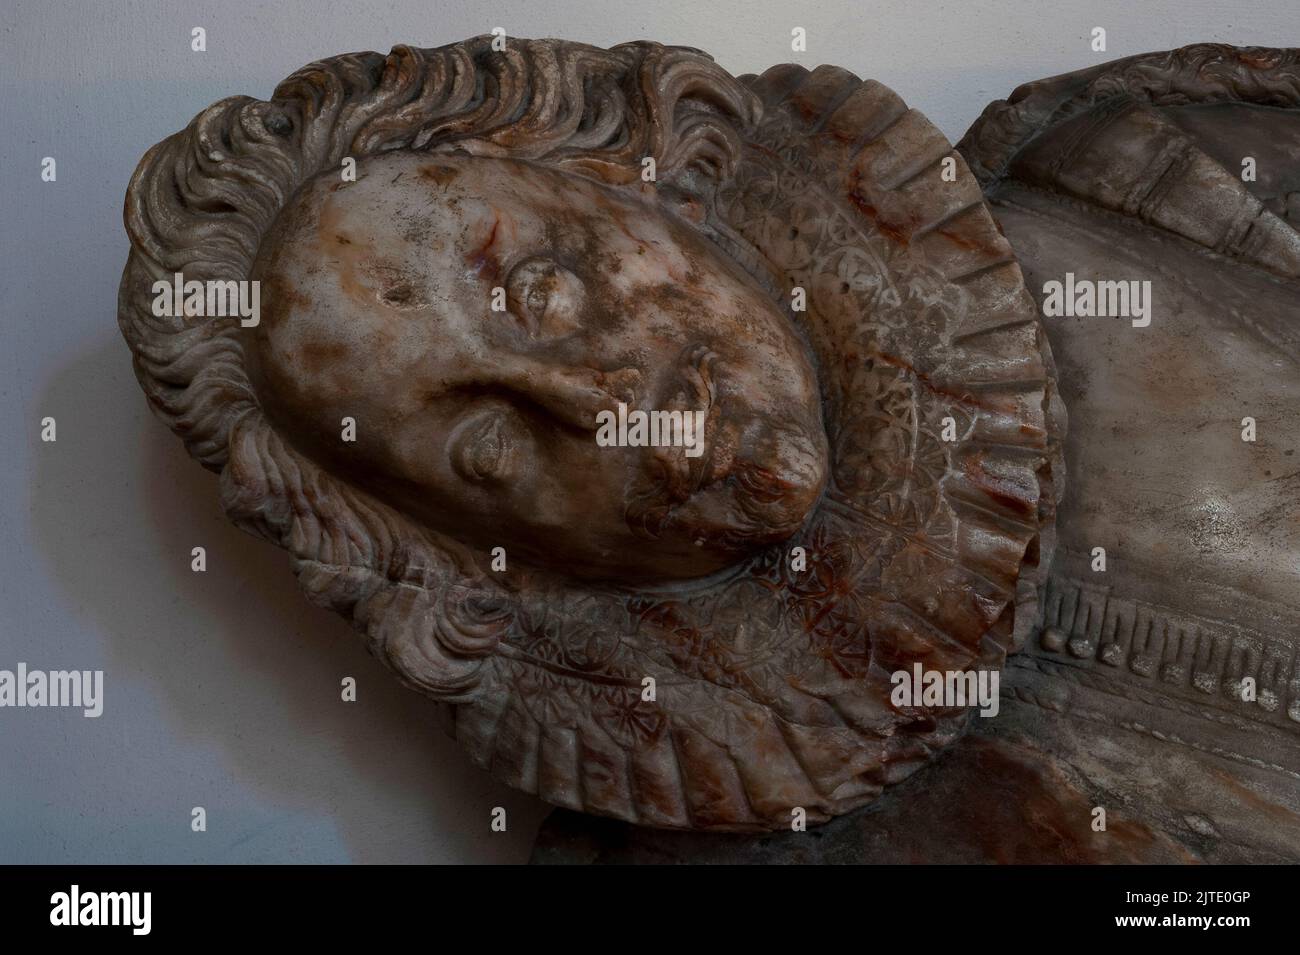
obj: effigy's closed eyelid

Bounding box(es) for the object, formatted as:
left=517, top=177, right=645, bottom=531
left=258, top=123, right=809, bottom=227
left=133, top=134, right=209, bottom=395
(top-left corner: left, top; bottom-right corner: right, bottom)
left=449, top=404, right=521, bottom=485
left=505, top=256, right=585, bottom=338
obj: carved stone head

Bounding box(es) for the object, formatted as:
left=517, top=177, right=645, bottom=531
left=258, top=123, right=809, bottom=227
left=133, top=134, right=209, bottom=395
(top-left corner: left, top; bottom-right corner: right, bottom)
left=121, top=36, right=1059, bottom=829
left=250, top=150, right=828, bottom=581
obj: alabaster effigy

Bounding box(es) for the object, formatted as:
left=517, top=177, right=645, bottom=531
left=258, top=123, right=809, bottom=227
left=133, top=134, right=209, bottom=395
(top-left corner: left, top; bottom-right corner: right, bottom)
left=529, top=45, right=1300, bottom=862
left=955, top=44, right=1300, bottom=862
left=119, top=36, right=1060, bottom=830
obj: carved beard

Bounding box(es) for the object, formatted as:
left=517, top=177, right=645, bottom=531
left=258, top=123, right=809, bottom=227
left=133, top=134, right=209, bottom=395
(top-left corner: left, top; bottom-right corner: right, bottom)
left=622, top=345, right=826, bottom=555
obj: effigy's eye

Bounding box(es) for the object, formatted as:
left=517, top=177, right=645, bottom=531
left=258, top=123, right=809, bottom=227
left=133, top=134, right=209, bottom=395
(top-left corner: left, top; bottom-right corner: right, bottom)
left=504, top=257, right=584, bottom=339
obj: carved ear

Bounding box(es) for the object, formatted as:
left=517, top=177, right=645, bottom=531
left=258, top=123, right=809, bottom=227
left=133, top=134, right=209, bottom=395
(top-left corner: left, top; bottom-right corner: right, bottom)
left=359, top=583, right=511, bottom=704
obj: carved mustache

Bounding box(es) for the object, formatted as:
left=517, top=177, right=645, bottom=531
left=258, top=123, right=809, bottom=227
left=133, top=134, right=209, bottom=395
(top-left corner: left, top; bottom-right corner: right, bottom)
left=652, top=344, right=720, bottom=495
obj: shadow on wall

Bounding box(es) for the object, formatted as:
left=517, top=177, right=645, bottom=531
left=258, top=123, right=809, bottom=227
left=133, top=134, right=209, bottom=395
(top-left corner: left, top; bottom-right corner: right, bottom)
left=30, top=333, right=550, bottom=863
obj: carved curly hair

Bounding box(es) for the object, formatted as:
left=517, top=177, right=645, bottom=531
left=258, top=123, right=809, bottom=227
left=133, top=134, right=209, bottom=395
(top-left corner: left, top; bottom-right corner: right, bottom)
left=119, top=36, right=762, bottom=701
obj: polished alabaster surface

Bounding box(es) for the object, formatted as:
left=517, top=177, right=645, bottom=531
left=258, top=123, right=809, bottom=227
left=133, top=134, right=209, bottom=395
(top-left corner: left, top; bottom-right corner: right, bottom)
left=120, top=36, right=1059, bottom=830
left=955, top=45, right=1300, bottom=863
left=248, top=151, right=827, bottom=582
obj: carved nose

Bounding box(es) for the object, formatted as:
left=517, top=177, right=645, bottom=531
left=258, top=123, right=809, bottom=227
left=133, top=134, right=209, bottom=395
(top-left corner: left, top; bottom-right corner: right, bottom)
left=485, top=357, right=642, bottom=431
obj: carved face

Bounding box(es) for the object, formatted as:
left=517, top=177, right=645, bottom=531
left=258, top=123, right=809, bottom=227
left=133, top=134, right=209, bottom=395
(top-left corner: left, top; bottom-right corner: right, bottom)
left=248, top=152, right=827, bottom=580
left=123, top=38, right=1062, bottom=832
